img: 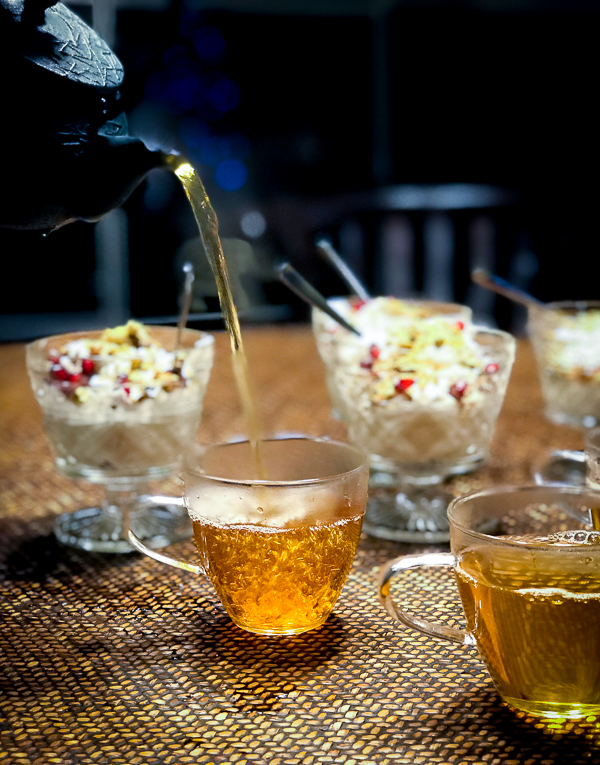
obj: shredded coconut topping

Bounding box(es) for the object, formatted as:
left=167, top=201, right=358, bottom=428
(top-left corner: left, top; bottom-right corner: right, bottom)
left=46, top=321, right=204, bottom=405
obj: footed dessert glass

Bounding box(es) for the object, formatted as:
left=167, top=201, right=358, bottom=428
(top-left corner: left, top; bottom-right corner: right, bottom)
left=27, top=325, right=214, bottom=552
left=529, top=301, right=600, bottom=428
left=328, top=321, right=515, bottom=542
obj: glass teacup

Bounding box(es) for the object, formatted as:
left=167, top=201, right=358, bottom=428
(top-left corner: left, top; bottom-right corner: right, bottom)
left=379, top=485, right=600, bottom=719
left=26, top=325, right=214, bottom=552
left=128, top=437, right=369, bottom=635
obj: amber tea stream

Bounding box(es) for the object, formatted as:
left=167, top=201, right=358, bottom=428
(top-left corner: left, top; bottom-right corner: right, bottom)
left=170, top=159, right=266, bottom=479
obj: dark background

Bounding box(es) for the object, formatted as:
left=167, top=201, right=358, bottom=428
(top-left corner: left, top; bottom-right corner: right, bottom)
left=2, top=0, right=599, bottom=338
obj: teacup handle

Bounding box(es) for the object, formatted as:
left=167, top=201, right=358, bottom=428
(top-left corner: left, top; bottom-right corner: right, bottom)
left=127, top=495, right=202, bottom=575
left=378, top=552, right=475, bottom=646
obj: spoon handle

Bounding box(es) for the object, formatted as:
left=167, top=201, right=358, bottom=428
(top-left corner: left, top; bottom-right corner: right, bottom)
left=277, top=263, right=361, bottom=336
left=315, top=238, right=371, bottom=302
left=175, top=262, right=195, bottom=349
left=471, top=268, right=545, bottom=309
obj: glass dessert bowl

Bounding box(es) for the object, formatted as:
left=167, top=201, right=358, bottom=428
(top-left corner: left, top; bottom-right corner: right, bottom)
left=325, top=306, right=515, bottom=542
left=528, top=301, right=600, bottom=428
left=27, top=321, right=214, bottom=552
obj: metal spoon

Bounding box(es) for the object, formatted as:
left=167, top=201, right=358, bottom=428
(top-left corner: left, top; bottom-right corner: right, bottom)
left=315, top=237, right=371, bottom=302
left=277, top=263, right=361, bottom=336
left=175, top=261, right=195, bottom=349
left=471, top=268, right=545, bottom=309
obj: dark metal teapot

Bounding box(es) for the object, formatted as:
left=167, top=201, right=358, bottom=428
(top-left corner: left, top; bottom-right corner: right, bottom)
left=0, top=0, right=164, bottom=231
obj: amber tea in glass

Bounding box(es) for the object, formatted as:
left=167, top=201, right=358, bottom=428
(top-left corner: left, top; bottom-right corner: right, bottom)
left=129, top=438, right=369, bottom=635
left=378, top=485, right=600, bottom=719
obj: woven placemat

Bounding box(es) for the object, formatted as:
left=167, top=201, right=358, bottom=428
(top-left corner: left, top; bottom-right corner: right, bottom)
left=2, top=331, right=597, bottom=764
left=2, top=516, right=600, bottom=765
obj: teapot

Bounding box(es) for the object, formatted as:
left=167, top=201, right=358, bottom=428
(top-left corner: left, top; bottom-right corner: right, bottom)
left=0, top=0, right=165, bottom=231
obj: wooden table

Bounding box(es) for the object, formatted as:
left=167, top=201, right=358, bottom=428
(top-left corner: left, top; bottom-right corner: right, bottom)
left=1, top=326, right=596, bottom=765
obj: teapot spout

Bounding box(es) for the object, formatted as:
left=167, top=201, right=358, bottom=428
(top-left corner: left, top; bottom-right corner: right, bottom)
left=0, top=135, right=166, bottom=231
left=63, top=136, right=168, bottom=225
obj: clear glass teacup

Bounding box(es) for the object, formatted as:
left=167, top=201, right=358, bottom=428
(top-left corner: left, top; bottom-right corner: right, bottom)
left=379, top=485, right=600, bottom=719
left=129, top=437, right=369, bottom=635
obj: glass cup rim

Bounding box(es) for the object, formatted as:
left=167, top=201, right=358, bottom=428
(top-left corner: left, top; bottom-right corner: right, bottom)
left=535, top=299, right=600, bottom=313
left=26, top=326, right=214, bottom=365
left=27, top=325, right=214, bottom=348
left=330, top=323, right=515, bottom=346
left=183, top=436, right=369, bottom=487
left=447, top=483, right=599, bottom=549
left=325, top=295, right=472, bottom=309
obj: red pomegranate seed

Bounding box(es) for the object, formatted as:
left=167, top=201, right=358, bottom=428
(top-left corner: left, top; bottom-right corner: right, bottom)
left=455, top=321, right=464, bottom=330
left=53, top=367, right=70, bottom=381
left=450, top=381, right=467, bottom=400
left=82, top=359, right=94, bottom=374
left=360, top=360, right=372, bottom=370
left=49, top=355, right=60, bottom=365
left=370, top=344, right=380, bottom=360
left=485, top=362, right=499, bottom=374
left=352, top=299, right=367, bottom=311
left=395, top=378, right=414, bottom=393
left=123, top=386, right=131, bottom=396
left=118, top=373, right=129, bottom=383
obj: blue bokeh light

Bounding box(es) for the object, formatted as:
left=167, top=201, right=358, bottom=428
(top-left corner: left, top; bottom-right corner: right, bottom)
left=208, top=76, right=241, bottom=114
left=163, top=44, right=188, bottom=68
left=215, top=159, right=248, bottom=191
left=193, top=27, right=226, bottom=65
left=178, top=117, right=210, bottom=148
left=143, top=16, right=249, bottom=192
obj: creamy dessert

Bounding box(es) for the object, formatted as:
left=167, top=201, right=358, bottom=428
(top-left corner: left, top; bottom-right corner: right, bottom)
left=328, top=309, right=515, bottom=478
left=529, top=302, right=600, bottom=427
left=27, top=322, right=214, bottom=480
left=312, top=297, right=472, bottom=419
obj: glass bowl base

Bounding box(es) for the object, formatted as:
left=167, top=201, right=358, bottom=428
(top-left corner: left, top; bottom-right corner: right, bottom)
left=532, top=449, right=586, bottom=487
left=362, top=486, right=452, bottom=543
left=54, top=503, right=191, bottom=553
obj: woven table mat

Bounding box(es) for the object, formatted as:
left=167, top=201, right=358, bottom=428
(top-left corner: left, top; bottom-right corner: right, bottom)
left=1, top=328, right=597, bottom=765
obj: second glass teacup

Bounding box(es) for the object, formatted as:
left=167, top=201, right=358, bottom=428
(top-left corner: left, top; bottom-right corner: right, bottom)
left=379, top=485, right=600, bottom=719
left=129, top=437, right=369, bottom=635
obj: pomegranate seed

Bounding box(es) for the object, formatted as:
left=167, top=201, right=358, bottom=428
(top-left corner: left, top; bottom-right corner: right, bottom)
left=118, top=373, right=129, bottom=383
left=455, top=321, right=464, bottom=330
left=370, top=344, right=380, bottom=360
left=395, top=378, right=414, bottom=393
left=49, top=355, right=60, bottom=365
left=360, top=360, right=372, bottom=370
left=485, top=362, right=499, bottom=374
left=82, top=359, right=94, bottom=374
left=53, top=367, right=70, bottom=381
left=450, top=381, right=467, bottom=400
left=352, top=299, right=366, bottom=311
left=69, top=373, right=82, bottom=383
left=123, top=386, right=131, bottom=396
